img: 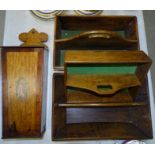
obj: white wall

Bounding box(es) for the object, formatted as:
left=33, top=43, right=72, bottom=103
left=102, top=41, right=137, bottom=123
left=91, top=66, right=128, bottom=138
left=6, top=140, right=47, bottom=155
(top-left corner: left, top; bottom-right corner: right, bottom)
left=0, top=10, right=155, bottom=144
left=0, top=11, right=6, bottom=45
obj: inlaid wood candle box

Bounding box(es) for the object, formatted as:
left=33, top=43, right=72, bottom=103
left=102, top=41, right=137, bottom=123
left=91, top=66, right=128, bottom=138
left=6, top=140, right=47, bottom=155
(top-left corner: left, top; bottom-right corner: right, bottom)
left=1, top=46, right=48, bottom=138
left=52, top=16, right=153, bottom=141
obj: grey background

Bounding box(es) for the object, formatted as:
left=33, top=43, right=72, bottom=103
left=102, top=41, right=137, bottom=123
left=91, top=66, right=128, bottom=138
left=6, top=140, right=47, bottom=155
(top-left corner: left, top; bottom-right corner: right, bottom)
left=143, top=11, right=155, bottom=99
left=0, top=11, right=5, bottom=45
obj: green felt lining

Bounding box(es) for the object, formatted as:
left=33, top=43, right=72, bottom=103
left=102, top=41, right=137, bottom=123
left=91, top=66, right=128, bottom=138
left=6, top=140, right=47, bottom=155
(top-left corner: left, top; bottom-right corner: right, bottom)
left=60, top=30, right=126, bottom=66
left=61, top=30, right=125, bottom=39
left=67, top=64, right=137, bottom=92
left=67, top=64, right=137, bottom=75
left=62, top=31, right=136, bottom=93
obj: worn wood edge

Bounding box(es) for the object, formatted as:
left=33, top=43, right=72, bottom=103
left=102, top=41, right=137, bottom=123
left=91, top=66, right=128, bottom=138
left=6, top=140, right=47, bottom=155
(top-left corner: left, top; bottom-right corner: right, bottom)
left=2, top=131, right=45, bottom=139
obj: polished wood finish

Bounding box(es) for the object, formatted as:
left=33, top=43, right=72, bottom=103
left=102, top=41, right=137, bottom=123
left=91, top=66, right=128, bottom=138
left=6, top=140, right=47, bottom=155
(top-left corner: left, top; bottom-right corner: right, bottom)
left=52, top=73, right=153, bottom=140
left=19, top=28, right=48, bottom=47
left=1, top=46, right=48, bottom=138
left=53, top=15, right=139, bottom=70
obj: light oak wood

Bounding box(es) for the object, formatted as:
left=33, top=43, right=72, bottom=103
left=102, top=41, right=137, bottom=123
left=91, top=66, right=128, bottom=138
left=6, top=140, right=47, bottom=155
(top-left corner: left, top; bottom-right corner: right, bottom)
left=1, top=47, right=48, bottom=138
left=6, top=51, right=39, bottom=133
left=65, top=50, right=151, bottom=64
left=19, top=28, right=48, bottom=47
left=66, top=74, right=141, bottom=95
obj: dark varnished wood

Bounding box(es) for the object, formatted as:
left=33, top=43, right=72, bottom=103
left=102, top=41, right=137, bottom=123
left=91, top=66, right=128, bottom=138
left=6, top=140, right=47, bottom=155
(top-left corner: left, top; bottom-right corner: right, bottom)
left=1, top=46, right=48, bottom=138
left=52, top=73, right=66, bottom=140
left=55, top=16, right=138, bottom=37
left=52, top=73, right=153, bottom=140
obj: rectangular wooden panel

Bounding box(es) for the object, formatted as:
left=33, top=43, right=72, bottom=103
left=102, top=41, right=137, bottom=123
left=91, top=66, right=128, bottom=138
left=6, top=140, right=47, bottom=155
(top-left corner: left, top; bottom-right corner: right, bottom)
left=65, top=50, right=151, bottom=64
left=1, top=47, right=48, bottom=138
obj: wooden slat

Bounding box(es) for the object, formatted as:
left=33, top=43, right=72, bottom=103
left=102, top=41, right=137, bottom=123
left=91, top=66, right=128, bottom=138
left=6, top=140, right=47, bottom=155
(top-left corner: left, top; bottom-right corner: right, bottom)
left=65, top=50, right=151, bottom=64
left=58, top=15, right=137, bottom=31
left=66, top=74, right=141, bottom=95
left=59, top=102, right=145, bottom=107
left=67, top=91, right=133, bottom=103
left=56, top=30, right=137, bottom=50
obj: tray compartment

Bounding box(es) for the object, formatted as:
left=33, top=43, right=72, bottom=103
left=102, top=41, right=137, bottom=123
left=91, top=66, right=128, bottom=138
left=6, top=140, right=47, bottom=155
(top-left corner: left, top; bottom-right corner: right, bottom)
left=54, top=16, right=139, bottom=69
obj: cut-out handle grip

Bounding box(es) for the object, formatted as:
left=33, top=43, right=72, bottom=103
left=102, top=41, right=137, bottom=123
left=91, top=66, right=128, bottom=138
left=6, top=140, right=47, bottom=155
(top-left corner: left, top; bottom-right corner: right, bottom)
left=66, top=74, right=141, bottom=95
left=88, top=33, right=111, bottom=39
left=96, top=85, right=113, bottom=94
left=56, top=30, right=137, bottom=44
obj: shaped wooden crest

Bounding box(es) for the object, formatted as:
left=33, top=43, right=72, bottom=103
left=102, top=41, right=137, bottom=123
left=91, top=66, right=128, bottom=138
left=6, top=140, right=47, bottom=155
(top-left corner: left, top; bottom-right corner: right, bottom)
left=19, top=28, right=48, bottom=47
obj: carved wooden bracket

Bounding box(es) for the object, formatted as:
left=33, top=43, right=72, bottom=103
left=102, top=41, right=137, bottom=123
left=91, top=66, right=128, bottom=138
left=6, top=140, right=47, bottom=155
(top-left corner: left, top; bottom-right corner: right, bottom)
left=19, top=28, right=48, bottom=47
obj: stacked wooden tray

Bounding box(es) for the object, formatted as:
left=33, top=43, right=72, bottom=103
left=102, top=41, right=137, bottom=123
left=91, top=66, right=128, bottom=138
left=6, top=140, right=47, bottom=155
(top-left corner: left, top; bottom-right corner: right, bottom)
left=52, top=16, right=153, bottom=141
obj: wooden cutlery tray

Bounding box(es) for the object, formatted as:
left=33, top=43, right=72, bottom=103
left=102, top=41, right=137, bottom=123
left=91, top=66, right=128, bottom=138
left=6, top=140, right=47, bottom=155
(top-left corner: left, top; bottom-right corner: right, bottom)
left=52, top=73, right=152, bottom=140
left=54, top=15, right=139, bottom=70
left=52, top=15, right=153, bottom=141
left=64, top=50, right=151, bottom=106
